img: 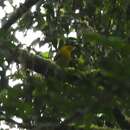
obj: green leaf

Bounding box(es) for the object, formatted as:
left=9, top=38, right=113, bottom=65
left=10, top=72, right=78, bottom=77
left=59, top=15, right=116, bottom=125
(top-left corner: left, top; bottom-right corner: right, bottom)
left=40, top=51, right=49, bottom=59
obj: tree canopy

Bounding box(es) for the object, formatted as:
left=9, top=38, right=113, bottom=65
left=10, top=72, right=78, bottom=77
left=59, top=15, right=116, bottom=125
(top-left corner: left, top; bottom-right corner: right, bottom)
left=0, top=0, right=130, bottom=130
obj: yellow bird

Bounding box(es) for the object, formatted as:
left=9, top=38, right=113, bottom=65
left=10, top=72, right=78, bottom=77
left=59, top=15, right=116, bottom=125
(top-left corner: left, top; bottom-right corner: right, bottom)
left=55, top=45, right=75, bottom=67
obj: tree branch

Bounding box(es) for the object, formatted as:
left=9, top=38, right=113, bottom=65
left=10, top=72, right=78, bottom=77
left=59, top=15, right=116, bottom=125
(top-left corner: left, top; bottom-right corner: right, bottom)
left=113, top=107, right=130, bottom=130
left=0, top=39, right=91, bottom=84
left=1, top=0, right=41, bottom=30
left=31, top=110, right=85, bottom=130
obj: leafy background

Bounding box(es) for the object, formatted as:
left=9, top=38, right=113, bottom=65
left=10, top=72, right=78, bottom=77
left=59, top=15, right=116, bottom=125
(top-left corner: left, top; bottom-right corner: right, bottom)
left=0, top=0, right=130, bottom=130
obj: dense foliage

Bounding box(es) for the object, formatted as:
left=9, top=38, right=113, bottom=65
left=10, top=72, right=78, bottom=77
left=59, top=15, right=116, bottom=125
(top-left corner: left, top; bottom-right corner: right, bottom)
left=0, top=0, right=130, bottom=130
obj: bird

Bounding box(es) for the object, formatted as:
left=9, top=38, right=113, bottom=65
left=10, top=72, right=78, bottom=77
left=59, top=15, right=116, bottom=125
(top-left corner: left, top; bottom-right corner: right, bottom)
left=54, top=44, right=76, bottom=67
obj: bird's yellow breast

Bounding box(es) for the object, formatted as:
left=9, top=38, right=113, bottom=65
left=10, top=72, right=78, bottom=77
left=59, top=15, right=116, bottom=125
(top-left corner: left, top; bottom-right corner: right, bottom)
left=59, top=45, right=74, bottom=61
